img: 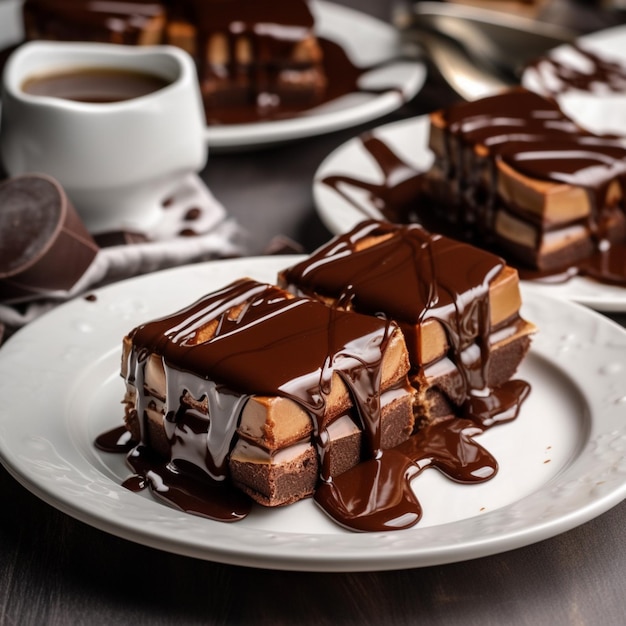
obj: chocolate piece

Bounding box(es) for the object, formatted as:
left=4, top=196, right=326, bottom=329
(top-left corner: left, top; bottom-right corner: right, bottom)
left=0, top=174, right=99, bottom=303
left=279, top=220, right=535, bottom=422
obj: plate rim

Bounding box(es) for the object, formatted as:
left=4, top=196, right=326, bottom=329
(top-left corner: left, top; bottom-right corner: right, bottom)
left=1, top=256, right=626, bottom=571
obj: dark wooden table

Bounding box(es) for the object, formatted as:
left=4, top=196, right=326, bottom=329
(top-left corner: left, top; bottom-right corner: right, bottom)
left=2, top=1, right=626, bottom=624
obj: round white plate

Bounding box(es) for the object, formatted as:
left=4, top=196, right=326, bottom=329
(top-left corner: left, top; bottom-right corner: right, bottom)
left=313, top=115, right=626, bottom=312
left=0, top=1, right=426, bottom=151
left=522, top=24, right=626, bottom=138
left=1, top=257, right=625, bottom=571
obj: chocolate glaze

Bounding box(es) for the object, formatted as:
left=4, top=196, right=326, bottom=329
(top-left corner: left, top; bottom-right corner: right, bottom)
left=203, top=37, right=391, bottom=126
left=321, top=91, right=626, bottom=286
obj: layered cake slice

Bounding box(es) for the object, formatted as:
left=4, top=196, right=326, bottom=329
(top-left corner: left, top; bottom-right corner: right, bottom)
left=165, top=1, right=326, bottom=113
left=22, top=0, right=167, bottom=46
left=279, top=220, right=535, bottom=426
left=108, top=225, right=535, bottom=531
left=121, top=278, right=414, bottom=511
left=423, top=88, right=626, bottom=272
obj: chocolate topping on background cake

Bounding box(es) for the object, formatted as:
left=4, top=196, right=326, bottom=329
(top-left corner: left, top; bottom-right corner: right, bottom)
left=321, top=89, right=626, bottom=285
left=525, top=44, right=626, bottom=96
left=98, top=221, right=533, bottom=532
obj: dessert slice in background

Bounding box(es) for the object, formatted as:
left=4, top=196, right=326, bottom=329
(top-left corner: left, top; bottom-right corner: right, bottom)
left=424, top=88, right=626, bottom=273
left=21, top=0, right=327, bottom=118
left=121, top=278, right=414, bottom=510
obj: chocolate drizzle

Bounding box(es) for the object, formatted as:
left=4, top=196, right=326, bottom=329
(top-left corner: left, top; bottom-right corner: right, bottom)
left=281, top=220, right=505, bottom=397
left=525, top=44, right=626, bottom=96
left=321, top=91, right=626, bottom=286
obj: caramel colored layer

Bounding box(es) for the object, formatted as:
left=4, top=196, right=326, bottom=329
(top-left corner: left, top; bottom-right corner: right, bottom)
left=414, top=264, right=523, bottom=366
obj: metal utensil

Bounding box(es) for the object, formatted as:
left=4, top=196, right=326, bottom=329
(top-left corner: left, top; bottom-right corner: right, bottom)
left=396, top=1, right=577, bottom=99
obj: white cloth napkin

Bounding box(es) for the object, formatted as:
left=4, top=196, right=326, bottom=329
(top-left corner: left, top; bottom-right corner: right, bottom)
left=0, top=174, right=250, bottom=337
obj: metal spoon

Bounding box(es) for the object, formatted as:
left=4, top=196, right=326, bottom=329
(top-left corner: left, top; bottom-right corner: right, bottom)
left=395, top=1, right=577, bottom=100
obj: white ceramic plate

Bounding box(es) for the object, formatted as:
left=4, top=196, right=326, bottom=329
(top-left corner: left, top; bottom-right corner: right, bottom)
left=0, top=1, right=426, bottom=151
left=522, top=24, right=626, bottom=138
left=1, top=256, right=625, bottom=571
left=313, top=115, right=626, bottom=312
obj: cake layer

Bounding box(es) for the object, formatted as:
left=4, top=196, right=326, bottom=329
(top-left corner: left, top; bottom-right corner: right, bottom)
left=425, top=88, right=626, bottom=271
left=22, top=0, right=327, bottom=115
left=229, top=385, right=415, bottom=506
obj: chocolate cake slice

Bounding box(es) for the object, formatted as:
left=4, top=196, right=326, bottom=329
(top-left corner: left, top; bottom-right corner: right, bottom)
left=279, top=220, right=536, bottom=425
left=23, top=0, right=167, bottom=46
left=423, top=88, right=626, bottom=272
left=121, top=278, right=414, bottom=510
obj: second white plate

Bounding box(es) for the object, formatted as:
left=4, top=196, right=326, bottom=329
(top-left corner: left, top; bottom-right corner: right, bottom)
left=0, top=257, right=625, bottom=571
left=522, top=24, right=626, bottom=138
left=313, top=115, right=626, bottom=312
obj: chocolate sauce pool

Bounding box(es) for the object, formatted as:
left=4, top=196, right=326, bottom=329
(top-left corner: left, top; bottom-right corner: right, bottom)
left=321, top=91, right=626, bottom=287
left=205, top=38, right=394, bottom=126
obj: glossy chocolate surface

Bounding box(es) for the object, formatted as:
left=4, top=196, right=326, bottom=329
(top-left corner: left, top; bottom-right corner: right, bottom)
left=526, top=45, right=626, bottom=95
left=281, top=220, right=504, bottom=391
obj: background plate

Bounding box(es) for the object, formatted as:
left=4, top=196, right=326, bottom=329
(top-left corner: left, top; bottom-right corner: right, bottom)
left=313, top=115, right=626, bottom=312
left=0, top=257, right=625, bottom=571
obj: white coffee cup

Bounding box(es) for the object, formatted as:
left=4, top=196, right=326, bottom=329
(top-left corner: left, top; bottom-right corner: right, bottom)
left=0, top=41, right=208, bottom=234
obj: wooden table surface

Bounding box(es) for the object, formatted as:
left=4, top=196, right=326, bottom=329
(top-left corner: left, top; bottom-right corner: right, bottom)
left=2, top=1, right=626, bottom=624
